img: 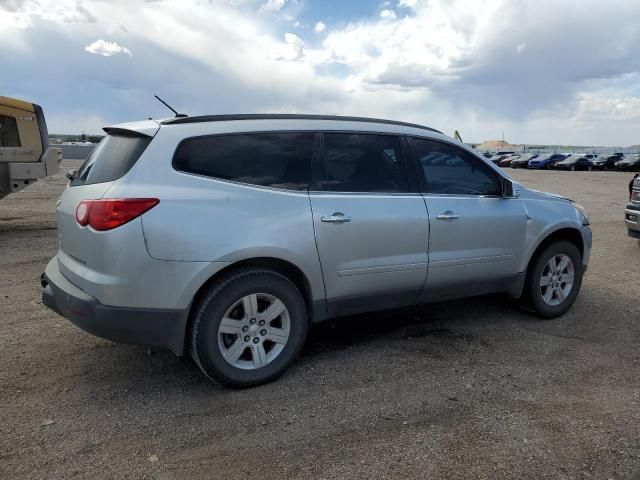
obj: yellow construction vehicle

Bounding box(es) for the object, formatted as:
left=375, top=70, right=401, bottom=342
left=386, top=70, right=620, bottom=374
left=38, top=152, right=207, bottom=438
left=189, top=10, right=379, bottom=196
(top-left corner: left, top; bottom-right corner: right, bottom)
left=0, top=96, right=61, bottom=199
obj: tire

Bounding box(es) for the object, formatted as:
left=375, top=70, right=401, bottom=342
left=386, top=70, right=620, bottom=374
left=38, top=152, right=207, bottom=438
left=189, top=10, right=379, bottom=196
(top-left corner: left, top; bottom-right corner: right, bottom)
left=522, top=240, right=583, bottom=318
left=190, top=268, right=308, bottom=388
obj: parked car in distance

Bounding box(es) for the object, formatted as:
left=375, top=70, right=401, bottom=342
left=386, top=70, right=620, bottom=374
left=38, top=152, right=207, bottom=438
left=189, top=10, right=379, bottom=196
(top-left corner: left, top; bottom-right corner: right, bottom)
left=510, top=154, right=539, bottom=169
left=528, top=153, right=567, bottom=169
left=615, top=155, right=640, bottom=172
left=590, top=155, right=622, bottom=170
left=498, top=154, right=521, bottom=167
left=490, top=154, right=510, bottom=165
left=553, top=156, right=593, bottom=171
left=41, top=114, right=592, bottom=387
left=482, top=152, right=494, bottom=158
left=488, top=151, right=516, bottom=163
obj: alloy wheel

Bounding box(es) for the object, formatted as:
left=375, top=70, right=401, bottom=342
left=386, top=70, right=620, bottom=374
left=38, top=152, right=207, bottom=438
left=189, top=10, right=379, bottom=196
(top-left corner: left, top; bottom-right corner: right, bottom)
left=217, top=293, right=290, bottom=370
left=539, top=254, right=575, bottom=306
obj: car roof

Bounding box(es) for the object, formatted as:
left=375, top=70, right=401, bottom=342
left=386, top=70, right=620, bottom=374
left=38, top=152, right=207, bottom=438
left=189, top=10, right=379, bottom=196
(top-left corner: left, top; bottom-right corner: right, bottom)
left=160, top=114, right=443, bottom=134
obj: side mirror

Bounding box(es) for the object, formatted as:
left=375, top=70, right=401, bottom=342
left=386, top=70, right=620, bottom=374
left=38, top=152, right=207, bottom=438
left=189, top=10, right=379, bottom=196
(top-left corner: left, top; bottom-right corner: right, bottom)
left=502, top=178, right=520, bottom=198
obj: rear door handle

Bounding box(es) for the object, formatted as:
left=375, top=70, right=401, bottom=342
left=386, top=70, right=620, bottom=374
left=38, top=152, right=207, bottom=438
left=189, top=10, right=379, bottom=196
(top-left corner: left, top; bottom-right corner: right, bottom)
left=321, top=212, right=351, bottom=223
left=436, top=211, right=460, bottom=220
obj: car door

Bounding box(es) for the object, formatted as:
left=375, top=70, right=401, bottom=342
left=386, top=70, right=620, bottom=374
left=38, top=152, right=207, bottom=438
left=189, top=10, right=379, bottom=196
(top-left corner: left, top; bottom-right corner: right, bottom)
left=407, top=137, right=527, bottom=293
left=578, top=158, right=590, bottom=170
left=310, top=132, right=429, bottom=316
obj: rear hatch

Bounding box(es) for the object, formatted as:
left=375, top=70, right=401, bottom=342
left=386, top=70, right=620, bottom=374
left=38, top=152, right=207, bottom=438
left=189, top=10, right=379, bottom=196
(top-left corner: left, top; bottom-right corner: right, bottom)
left=55, top=122, right=158, bottom=281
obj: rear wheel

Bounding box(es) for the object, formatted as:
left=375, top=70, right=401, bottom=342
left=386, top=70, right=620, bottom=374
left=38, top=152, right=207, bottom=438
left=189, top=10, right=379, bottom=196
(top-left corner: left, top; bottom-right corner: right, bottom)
left=190, top=268, right=308, bottom=387
left=522, top=241, right=583, bottom=318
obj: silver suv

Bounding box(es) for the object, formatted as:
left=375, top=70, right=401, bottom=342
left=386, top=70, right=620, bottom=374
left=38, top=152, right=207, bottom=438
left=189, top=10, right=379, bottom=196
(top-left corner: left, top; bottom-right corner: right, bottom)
left=42, top=115, right=592, bottom=387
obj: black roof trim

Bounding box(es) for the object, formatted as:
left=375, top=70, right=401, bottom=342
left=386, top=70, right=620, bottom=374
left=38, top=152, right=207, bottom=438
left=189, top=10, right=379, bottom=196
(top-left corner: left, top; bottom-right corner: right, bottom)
left=161, top=114, right=442, bottom=134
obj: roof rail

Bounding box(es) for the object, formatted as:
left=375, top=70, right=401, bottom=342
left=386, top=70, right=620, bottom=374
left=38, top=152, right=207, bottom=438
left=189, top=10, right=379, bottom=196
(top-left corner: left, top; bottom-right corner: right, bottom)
left=161, top=114, right=442, bottom=134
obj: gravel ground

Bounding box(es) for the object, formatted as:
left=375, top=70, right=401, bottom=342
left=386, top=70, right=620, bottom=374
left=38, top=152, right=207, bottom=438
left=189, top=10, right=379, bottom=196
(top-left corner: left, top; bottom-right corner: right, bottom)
left=1, top=161, right=639, bottom=479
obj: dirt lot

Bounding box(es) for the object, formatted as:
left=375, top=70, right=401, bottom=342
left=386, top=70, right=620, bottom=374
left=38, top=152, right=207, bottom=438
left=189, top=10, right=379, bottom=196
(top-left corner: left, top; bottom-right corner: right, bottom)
left=1, top=160, right=639, bottom=479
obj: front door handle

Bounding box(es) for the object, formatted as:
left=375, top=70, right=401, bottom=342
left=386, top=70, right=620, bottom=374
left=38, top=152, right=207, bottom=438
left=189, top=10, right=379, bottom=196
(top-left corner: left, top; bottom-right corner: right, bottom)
left=321, top=212, right=351, bottom=223
left=436, top=211, right=460, bottom=220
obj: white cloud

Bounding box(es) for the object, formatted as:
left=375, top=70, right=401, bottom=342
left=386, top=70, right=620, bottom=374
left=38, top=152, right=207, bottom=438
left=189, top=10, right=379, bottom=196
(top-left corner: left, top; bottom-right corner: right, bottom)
left=3, top=0, right=640, bottom=145
left=260, top=0, right=287, bottom=12
left=379, top=9, right=397, bottom=20
left=314, top=21, right=326, bottom=33
left=0, top=0, right=96, bottom=28
left=85, top=39, right=132, bottom=57
left=276, top=33, right=305, bottom=61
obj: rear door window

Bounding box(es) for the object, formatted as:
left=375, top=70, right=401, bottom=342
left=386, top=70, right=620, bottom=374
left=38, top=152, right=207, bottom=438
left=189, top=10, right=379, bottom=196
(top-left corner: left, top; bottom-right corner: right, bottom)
left=71, top=134, right=151, bottom=186
left=0, top=114, right=21, bottom=147
left=315, top=133, right=409, bottom=193
left=173, top=133, right=314, bottom=191
left=409, top=138, right=500, bottom=196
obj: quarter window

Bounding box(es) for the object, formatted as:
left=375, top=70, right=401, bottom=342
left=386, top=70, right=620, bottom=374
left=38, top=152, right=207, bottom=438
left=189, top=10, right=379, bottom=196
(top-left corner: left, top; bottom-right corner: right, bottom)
left=71, top=134, right=151, bottom=186
left=173, top=133, right=314, bottom=191
left=410, top=138, right=500, bottom=196
left=0, top=115, right=21, bottom=147
left=316, top=133, right=408, bottom=193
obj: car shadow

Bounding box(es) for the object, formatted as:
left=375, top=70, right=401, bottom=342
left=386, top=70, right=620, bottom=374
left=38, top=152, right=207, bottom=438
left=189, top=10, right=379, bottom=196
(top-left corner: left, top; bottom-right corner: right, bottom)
left=302, top=293, right=526, bottom=358
left=64, top=293, right=528, bottom=397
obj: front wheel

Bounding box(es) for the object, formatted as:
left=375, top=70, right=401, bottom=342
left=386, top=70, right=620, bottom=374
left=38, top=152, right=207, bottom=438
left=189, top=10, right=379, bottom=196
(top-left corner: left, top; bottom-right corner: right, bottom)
left=190, top=268, right=308, bottom=387
left=522, top=241, right=583, bottom=318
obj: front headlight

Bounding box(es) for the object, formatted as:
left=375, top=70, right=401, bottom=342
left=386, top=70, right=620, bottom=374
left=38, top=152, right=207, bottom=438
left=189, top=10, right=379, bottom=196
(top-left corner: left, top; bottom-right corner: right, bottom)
left=574, top=203, right=590, bottom=226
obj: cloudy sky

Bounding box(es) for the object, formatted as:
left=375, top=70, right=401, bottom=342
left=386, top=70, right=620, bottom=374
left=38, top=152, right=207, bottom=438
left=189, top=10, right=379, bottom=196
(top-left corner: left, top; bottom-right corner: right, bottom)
left=1, top=0, right=640, bottom=145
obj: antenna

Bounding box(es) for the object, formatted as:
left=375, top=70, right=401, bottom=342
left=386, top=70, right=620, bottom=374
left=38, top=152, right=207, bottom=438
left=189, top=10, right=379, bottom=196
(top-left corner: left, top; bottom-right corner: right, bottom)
left=154, top=95, right=187, bottom=118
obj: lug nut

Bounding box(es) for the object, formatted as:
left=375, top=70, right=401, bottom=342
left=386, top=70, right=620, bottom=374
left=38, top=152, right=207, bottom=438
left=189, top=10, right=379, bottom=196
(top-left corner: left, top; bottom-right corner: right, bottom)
left=250, top=318, right=256, bottom=324
left=258, top=320, right=265, bottom=326
left=244, top=335, right=250, bottom=342
left=260, top=329, right=267, bottom=336
left=253, top=337, right=259, bottom=344
left=242, top=326, right=249, bottom=332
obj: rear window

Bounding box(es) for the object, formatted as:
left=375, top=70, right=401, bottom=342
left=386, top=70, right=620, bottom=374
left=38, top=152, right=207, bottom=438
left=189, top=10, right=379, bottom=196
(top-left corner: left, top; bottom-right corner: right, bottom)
left=71, top=134, right=151, bottom=186
left=0, top=114, right=21, bottom=147
left=173, top=133, right=314, bottom=191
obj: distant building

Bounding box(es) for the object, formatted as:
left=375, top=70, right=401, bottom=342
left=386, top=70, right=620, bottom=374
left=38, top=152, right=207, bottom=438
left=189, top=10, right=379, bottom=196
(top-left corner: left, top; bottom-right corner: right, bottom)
left=476, top=140, right=516, bottom=152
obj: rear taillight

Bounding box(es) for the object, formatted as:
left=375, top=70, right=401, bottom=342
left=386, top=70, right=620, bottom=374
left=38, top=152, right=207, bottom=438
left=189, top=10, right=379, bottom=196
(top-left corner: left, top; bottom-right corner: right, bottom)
left=75, top=198, right=159, bottom=231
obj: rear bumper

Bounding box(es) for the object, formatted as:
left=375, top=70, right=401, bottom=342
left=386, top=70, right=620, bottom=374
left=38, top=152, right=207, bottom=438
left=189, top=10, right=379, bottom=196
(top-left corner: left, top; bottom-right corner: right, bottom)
left=626, top=203, right=640, bottom=238
left=42, top=258, right=189, bottom=355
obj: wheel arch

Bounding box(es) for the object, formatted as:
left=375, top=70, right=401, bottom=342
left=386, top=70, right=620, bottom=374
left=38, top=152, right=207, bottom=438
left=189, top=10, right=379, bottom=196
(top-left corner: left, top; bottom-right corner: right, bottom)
left=510, top=226, right=585, bottom=301
left=182, top=257, right=317, bottom=354
left=528, top=228, right=585, bottom=266
left=520, top=227, right=584, bottom=289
